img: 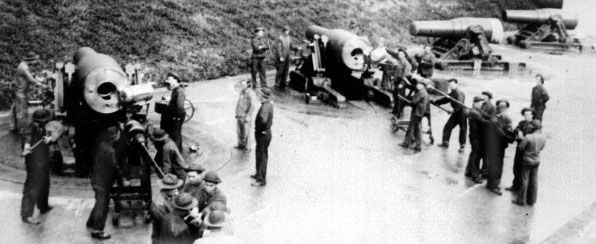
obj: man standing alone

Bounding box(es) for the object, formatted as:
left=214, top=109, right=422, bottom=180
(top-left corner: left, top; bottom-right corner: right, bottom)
left=274, top=25, right=294, bottom=88
left=251, top=27, right=270, bottom=88
left=161, top=72, right=186, bottom=150
left=235, top=79, right=255, bottom=151
left=531, top=74, right=550, bottom=121
left=251, top=88, right=273, bottom=187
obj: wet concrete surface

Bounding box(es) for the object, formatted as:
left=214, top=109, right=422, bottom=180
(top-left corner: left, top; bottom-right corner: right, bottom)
left=1, top=45, right=596, bottom=243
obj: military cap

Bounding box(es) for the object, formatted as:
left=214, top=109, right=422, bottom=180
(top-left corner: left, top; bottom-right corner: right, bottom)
left=473, top=96, right=485, bottom=103
left=481, top=91, right=493, bottom=100
left=496, top=99, right=510, bottom=108
left=535, top=74, right=545, bottom=84
left=448, top=78, right=458, bottom=84
left=24, top=52, right=40, bottom=63
left=204, top=209, right=227, bottom=228
left=282, top=25, right=290, bottom=31
left=521, top=107, right=535, bottom=115
left=158, top=173, right=183, bottom=189
left=172, top=193, right=198, bottom=210
left=184, top=163, right=206, bottom=173
left=166, top=72, right=180, bottom=82
left=152, top=128, right=168, bottom=142
left=203, top=170, right=222, bottom=184
left=259, top=87, right=272, bottom=99
left=32, top=109, right=51, bottom=123
left=255, top=27, right=265, bottom=33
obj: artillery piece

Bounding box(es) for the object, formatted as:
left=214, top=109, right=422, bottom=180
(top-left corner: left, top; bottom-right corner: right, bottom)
left=503, top=8, right=582, bottom=52
left=409, top=18, right=524, bottom=71
left=289, top=25, right=391, bottom=108
left=48, top=47, right=155, bottom=176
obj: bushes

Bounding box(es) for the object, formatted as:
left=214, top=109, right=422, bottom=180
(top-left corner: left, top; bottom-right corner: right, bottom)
left=0, top=0, right=531, bottom=110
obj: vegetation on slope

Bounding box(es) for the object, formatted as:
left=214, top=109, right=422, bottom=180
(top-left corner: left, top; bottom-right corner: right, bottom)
left=0, top=0, right=534, bottom=109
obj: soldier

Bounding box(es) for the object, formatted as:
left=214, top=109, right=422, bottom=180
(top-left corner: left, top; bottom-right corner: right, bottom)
left=150, top=174, right=184, bottom=240
left=234, top=79, right=255, bottom=151
left=512, top=120, right=546, bottom=206
left=193, top=210, right=240, bottom=244
left=388, top=48, right=413, bottom=117
left=251, top=88, right=274, bottom=186
left=434, top=78, right=467, bottom=152
left=415, top=45, right=436, bottom=78
left=250, top=27, right=270, bottom=88
left=274, top=25, right=295, bottom=88
left=152, top=128, right=189, bottom=180
left=531, top=74, right=550, bottom=121
left=479, top=91, right=496, bottom=177
left=465, top=96, right=488, bottom=184
left=186, top=170, right=226, bottom=213
left=12, top=52, right=46, bottom=134
left=486, top=100, right=515, bottom=195
left=20, top=109, right=53, bottom=224
left=160, top=72, right=186, bottom=151
left=399, top=79, right=430, bottom=152
left=506, top=108, right=537, bottom=192
left=86, top=126, right=128, bottom=239
left=151, top=193, right=202, bottom=244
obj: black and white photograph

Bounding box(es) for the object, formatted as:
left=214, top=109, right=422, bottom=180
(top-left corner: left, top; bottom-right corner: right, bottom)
left=0, top=0, right=595, bottom=243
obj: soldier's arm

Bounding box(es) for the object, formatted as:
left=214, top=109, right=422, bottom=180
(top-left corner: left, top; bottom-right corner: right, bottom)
left=517, top=137, right=528, bottom=151
left=542, top=87, right=550, bottom=104
left=174, top=147, right=189, bottom=170
left=18, top=64, right=44, bottom=87
left=162, top=148, right=173, bottom=174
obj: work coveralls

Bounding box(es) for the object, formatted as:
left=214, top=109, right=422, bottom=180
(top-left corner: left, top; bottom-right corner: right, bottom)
left=155, top=138, right=189, bottom=180
left=86, top=139, right=127, bottom=232
left=486, top=111, right=515, bottom=190
left=510, top=120, right=535, bottom=191
left=161, top=86, right=186, bottom=150
left=254, top=100, right=273, bottom=183
left=531, top=84, right=550, bottom=121
left=20, top=121, right=51, bottom=219
left=435, top=88, right=467, bottom=146
left=274, top=33, right=294, bottom=88
left=465, top=107, right=489, bottom=179
left=403, top=87, right=429, bottom=149
left=516, top=132, right=546, bottom=205
left=235, top=88, right=254, bottom=148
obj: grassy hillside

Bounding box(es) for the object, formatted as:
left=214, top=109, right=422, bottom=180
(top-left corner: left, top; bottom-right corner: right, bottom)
left=0, top=0, right=534, bottom=109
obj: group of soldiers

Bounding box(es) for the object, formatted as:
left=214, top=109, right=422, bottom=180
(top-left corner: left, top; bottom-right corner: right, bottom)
left=11, top=23, right=551, bottom=243
left=385, top=46, right=549, bottom=205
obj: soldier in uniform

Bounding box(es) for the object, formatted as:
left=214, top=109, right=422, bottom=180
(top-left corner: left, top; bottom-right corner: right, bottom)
left=506, top=108, right=537, bottom=192
left=251, top=88, right=274, bottom=186
left=151, top=193, right=202, bottom=244
left=87, top=126, right=128, bottom=239
left=479, top=91, right=496, bottom=177
left=185, top=170, right=226, bottom=213
left=152, top=129, right=189, bottom=180
left=12, top=52, right=46, bottom=134
left=434, top=79, right=467, bottom=152
left=20, top=109, right=53, bottom=224
left=531, top=74, right=550, bottom=121
left=512, top=120, right=546, bottom=206
left=234, top=79, right=255, bottom=151
left=160, top=72, right=186, bottom=151
left=274, top=25, right=295, bottom=88
left=250, top=27, right=270, bottom=88
left=465, top=96, right=489, bottom=183
left=150, top=174, right=184, bottom=240
left=399, top=79, right=430, bottom=152
left=486, top=100, right=515, bottom=195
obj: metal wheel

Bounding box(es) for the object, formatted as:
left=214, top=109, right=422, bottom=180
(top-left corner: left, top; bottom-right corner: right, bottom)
left=183, top=99, right=195, bottom=123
